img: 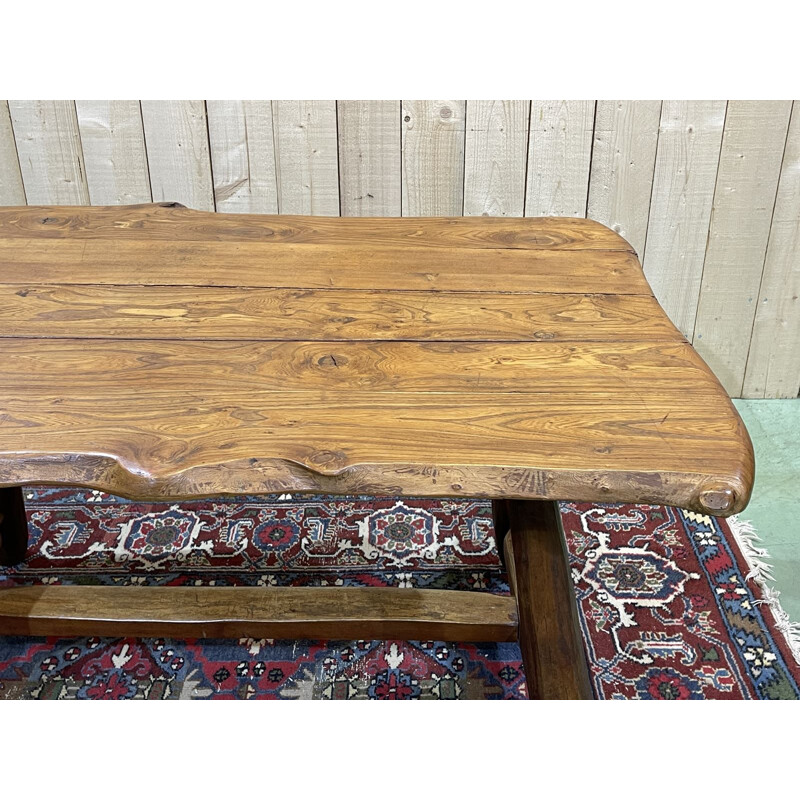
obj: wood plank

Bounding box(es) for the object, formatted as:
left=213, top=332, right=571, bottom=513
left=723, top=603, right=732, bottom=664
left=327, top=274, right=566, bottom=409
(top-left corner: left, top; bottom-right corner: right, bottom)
left=0, top=388, right=752, bottom=512
left=272, top=101, right=339, bottom=216
left=693, top=101, right=792, bottom=395
left=338, top=101, right=401, bottom=217
left=401, top=101, right=466, bottom=216
left=74, top=101, right=152, bottom=205
left=0, top=339, right=709, bottom=395
left=641, top=101, right=726, bottom=337
left=0, top=285, right=681, bottom=342
left=8, top=101, right=89, bottom=205
left=463, top=100, right=528, bottom=217
left=206, top=100, right=278, bottom=214
left=0, top=237, right=650, bottom=294
left=588, top=101, right=662, bottom=256
left=0, top=101, right=25, bottom=204
left=0, top=585, right=519, bottom=642
left=507, top=500, right=593, bottom=699
left=140, top=101, right=214, bottom=211
left=525, top=100, right=595, bottom=217
left=0, top=203, right=634, bottom=250
left=743, top=102, right=800, bottom=398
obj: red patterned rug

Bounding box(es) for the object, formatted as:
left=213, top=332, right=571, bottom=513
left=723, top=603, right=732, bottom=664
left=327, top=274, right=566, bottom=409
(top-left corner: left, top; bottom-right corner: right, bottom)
left=0, top=489, right=797, bottom=699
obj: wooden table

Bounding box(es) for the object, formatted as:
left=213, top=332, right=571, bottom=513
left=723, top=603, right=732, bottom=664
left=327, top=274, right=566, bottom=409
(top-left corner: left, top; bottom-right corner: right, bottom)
left=0, top=203, right=754, bottom=699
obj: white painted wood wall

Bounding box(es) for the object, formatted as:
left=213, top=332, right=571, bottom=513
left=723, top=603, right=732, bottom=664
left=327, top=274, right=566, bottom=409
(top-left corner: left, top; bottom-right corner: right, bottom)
left=1, top=99, right=797, bottom=399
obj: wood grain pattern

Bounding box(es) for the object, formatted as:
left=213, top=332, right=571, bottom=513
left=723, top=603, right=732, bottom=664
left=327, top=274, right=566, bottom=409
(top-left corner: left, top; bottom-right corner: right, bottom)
left=0, top=340, right=711, bottom=394
left=0, top=203, right=634, bottom=249
left=0, top=237, right=646, bottom=294
left=463, top=100, right=528, bottom=217
left=206, top=100, right=278, bottom=214
left=0, top=205, right=753, bottom=516
left=506, top=500, right=593, bottom=699
left=402, top=101, right=466, bottom=216
left=692, top=101, right=793, bottom=396
left=272, top=101, right=339, bottom=216
left=140, top=101, right=214, bottom=211
left=8, top=101, right=89, bottom=205
left=74, top=101, right=152, bottom=205
left=0, top=101, right=25, bottom=204
left=0, top=585, right=518, bottom=641
left=641, top=101, right=726, bottom=337
left=0, top=286, right=680, bottom=342
left=525, top=101, right=595, bottom=217
left=743, top=102, right=800, bottom=399
left=338, top=101, right=401, bottom=217
left=588, top=101, right=662, bottom=256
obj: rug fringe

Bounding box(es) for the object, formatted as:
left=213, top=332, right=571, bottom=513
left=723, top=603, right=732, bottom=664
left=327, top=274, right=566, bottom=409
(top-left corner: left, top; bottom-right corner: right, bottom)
left=726, top=514, right=800, bottom=665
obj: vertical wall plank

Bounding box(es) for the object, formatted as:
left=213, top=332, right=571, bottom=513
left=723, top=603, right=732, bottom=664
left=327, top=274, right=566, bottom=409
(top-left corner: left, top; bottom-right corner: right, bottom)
left=587, top=100, right=662, bottom=255
left=401, top=100, right=465, bottom=216
left=8, top=100, right=89, bottom=205
left=525, top=100, right=594, bottom=217
left=272, top=101, right=339, bottom=216
left=642, top=101, right=726, bottom=337
left=338, top=101, right=400, bottom=217
left=75, top=101, right=151, bottom=205
left=743, top=102, right=800, bottom=399
left=0, top=102, right=25, bottom=204
left=693, top=101, right=792, bottom=395
left=463, top=100, right=528, bottom=216
left=207, top=101, right=278, bottom=214
left=140, top=100, right=214, bottom=211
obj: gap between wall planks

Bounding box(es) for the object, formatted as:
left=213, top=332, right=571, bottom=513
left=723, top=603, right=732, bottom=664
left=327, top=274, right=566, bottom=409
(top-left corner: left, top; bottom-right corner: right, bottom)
left=742, top=101, right=800, bottom=399
left=207, top=101, right=278, bottom=215
left=75, top=101, right=152, bottom=205
left=1, top=99, right=798, bottom=399
left=692, top=101, right=793, bottom=397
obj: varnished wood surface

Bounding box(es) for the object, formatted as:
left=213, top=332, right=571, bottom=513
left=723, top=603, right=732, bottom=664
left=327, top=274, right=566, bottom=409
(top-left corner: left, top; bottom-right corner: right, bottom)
left=0, top=585, right=518, bottom=641
left=506, top=500, right=593, bottom=699
left=0, top=240, right=648, bottom=294
left=0, top=204, right=754, bottom=514
left=0, top=286, right=680, bottom=341
left=0, top=203, right=635, bottom=248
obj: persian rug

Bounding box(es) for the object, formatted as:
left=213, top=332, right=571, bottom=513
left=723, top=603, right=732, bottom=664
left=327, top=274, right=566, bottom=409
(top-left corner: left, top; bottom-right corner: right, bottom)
left=0, top=489, right=797, bottom=700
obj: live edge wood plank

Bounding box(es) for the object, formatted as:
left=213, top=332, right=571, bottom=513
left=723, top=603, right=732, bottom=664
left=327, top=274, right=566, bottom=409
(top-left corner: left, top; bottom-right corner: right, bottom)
left=0, top=586, right=519, bottom=641
left=0, top=389, right=752, bottom=510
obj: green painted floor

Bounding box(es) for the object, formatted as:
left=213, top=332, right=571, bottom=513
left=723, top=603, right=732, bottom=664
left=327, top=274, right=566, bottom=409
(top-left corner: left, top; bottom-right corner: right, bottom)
left=732, top=399, right=800, bottom=623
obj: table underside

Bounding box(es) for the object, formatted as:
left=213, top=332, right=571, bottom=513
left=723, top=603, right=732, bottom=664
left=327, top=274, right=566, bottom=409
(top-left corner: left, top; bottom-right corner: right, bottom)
left=0, top=204, right=754, bottom=516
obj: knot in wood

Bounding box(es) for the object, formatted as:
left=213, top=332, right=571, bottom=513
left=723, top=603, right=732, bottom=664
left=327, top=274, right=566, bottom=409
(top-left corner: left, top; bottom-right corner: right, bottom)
left=306, top=449, right=349, bottom=474
left=317, top=354, right=347, bottom=368
left=698, top=484, right=736, bottom=515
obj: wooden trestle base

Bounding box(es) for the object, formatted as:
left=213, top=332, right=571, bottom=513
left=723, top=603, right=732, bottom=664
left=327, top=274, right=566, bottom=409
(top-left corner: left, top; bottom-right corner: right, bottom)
left=0, top=492, right=592, bottom=700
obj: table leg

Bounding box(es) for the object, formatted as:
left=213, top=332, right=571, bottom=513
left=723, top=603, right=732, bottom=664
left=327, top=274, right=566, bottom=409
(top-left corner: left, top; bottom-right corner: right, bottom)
left=0, top=487, right=28, bottom=567
left=505, top=499, right=593, bottom=700
left=491, top=499, right=510, bottom=569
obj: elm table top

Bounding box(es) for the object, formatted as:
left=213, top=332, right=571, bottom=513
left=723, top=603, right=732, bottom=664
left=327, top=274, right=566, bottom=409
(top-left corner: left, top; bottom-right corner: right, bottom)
left=0, top=203, right=753, bottom=516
